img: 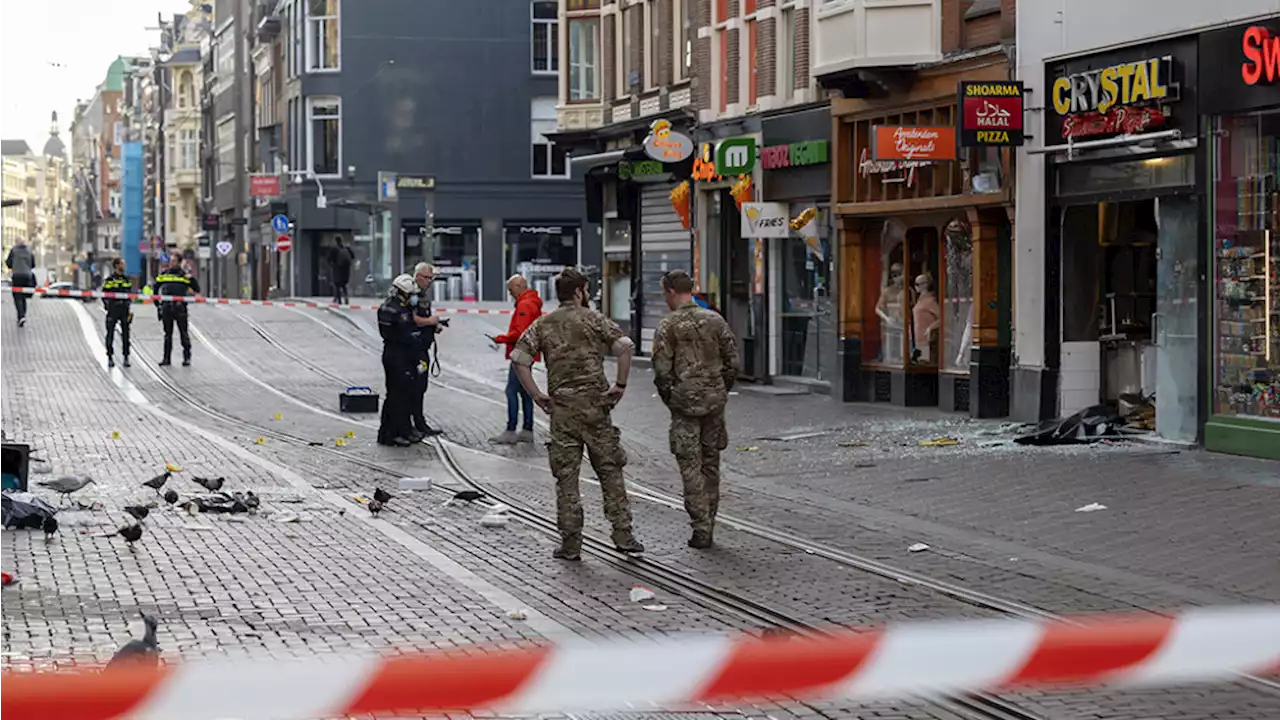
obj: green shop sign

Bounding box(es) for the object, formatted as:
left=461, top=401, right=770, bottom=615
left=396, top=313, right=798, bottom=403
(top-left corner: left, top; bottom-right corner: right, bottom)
left=760, top=140, right=830, bottom=170
left=617, top=159, right=665, bottom=180
left=715, top=137, right=757, bottom=175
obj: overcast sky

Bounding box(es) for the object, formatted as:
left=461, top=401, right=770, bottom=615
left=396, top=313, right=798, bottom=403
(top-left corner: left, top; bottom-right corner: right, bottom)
left=0, top=0, right=193, bottom=154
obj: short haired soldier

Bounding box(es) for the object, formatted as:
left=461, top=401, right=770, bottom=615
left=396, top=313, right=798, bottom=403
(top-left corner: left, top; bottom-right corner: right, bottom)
left=102, top=257, right=133, bottom=368
left=511, top=267, right=644, bottom=560
left=652, top=270, right=739, bottom=548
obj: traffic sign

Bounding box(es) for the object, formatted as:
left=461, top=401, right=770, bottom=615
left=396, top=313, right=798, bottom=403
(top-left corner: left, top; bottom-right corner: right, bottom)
left=271, top=214, right=290, bottom=233
left=276, top=235, right=293, bottom=252
left=138, top=240, right=148, bottom=252
left=215, top=241, right=233, bottom=257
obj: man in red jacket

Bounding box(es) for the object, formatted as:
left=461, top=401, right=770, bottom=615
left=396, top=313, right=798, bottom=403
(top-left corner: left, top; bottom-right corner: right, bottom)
left=489, top=274, right=543, bottom=444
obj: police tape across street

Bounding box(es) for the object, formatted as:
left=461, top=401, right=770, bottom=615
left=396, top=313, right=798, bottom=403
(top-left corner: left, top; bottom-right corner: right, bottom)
left=8, top=285, right=514, bottom=314
left=2, top=606, right=1278, bottom=720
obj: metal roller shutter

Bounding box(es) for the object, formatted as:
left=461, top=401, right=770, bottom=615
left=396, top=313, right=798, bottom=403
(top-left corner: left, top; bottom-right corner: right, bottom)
left=638, top=183, right=691, bottom=354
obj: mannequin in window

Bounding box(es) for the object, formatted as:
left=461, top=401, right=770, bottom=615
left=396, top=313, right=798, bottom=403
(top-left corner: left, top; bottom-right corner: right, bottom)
left=875, top=262, right=905, bottom=363
left=912, top=272, right=940, bottom=364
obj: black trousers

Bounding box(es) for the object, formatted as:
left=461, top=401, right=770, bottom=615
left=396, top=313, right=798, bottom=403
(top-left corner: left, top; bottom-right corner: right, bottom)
left=10, top=274, right=34, bottom=321
left=333, top=279, right=349, bottom=304
left=379, top=355, right=416, bottom=442
left=410, top=370, right=430, bottom=432
left=161, top=311, right=191, bottom=361
left=105, top=310, right=131, bottom=358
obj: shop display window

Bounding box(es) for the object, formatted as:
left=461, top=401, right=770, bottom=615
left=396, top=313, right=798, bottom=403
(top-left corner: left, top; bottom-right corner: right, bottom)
left=866, top=220, right=944, bottom=368
left=941, top=218, right=974, bottom=371
left=506, top=226, right=580, bottom=296
left=1212, top=109, right=1280, bottom=420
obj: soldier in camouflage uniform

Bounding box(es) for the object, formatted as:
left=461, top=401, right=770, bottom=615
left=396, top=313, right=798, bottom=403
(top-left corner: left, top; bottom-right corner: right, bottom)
left=511, top=267, right=645, bottom=560
left=651, top=270, right=739, bottom=548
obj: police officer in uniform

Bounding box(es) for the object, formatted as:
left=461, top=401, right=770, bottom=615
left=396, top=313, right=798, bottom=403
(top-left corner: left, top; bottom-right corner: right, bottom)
left=153, top=253, right=201, bottom=366
left=101, top=257, right=134, bottom=368
left=377, top=274, right=426, bottom=447
left=409, top=262, right=445, bottom=439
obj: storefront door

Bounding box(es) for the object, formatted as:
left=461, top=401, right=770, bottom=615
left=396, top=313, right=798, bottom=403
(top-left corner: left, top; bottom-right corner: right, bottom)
left=1155, top=196, right=1199, bottom=442
left=778, top=207, right=833, bottom=380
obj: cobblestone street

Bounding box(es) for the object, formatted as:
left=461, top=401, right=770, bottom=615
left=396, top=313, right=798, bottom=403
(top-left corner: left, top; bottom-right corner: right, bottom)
left=3, top=297, right=1279, bottom=720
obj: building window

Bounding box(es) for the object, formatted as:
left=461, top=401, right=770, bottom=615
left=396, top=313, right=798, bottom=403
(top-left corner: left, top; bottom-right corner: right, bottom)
left=675, top=0, right=691, bottom=82
left=530, top=97, right=567, bottom=178
left=306, top=97, right=341, bottom=177
left=216, top=117, right=235, bottom=184
left=215, top=28, right=235, bottom=95
left=568, top=18, right=599, bottom=100
left=747, top=16, right=758, bottom=105
left=715, top=0, right=727, bottom=112
left=778, top=5, right=796, bottom=101
left=532, top=0, right=558, bottom=74
left=180, top=130, right=198, bottom=170
left=646, top=0, right=658, bottom=89
left=306, top=0, right=339, bottom=72
left=622, top=4, right=641, bottom=93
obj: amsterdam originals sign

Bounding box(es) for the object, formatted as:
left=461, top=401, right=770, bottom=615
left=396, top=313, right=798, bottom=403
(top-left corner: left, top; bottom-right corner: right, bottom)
left=1050, top=54, right=1182, bottom=139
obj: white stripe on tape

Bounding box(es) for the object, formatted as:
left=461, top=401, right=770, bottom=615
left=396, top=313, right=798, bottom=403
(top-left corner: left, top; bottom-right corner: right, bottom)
left=840, top=619, right=1043, bottom=697
left=500, top=637, right=734, bottom=713
left=1124, top=606, right=1280, bottom=685
left=127, top=654, right=380, bottom=720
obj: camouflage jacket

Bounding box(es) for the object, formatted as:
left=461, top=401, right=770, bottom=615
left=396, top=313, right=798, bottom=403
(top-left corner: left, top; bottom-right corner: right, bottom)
left=652, top=300, right=739, bottom=416
left=511, top=304, right=634, bottom=409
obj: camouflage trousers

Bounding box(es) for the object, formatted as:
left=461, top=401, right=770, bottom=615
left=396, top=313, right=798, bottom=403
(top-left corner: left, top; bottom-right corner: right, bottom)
left=547, top=402, right=635, bottom=552
left=669, top=411, right=727, bottom=534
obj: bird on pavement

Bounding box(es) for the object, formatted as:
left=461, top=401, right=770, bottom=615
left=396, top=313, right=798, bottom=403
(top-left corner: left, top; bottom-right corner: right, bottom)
left=442, top=490, right=486, bottom=507
left=143, top=472, right=171, bottom=493
left=368, top=499, right=384, bottom=517
left=162, top=489, right=179, bottom=506
left=124, top=505, right=150, bottom=522
left=191, top=476, right=224, bottom=492
left=37, top=476, right=95, bottom=506
left=41, top=514, right=58, bottom=541
left=106, top=614, right=160, bottom=669
left=104, top=524, right=144, bottom=549
left=373, top=487, right=393, bottom=505
left=244, top=491, right=260, bottom=511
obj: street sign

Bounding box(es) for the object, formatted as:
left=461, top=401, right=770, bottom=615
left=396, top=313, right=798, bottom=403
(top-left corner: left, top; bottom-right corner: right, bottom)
left=138, top=240, right=149, bottom=252
left=276, top=235, right=293, bottom=252
left=202, top=213, right=220, bottom=231
left=394, top=174, right=435, bottom=190
left=271, top=214, right=290, bottom=233
left=250, top=174, right=281, bottom=198
left=216, top=241, right=233, bottom=257
left=378, top=171, right=397, bottom=201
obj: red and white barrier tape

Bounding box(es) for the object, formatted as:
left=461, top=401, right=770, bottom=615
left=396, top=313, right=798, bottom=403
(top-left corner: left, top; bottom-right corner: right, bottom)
left=8, top=286, right=512, bottom=314
left=3, top=607, right=1278, bottom=720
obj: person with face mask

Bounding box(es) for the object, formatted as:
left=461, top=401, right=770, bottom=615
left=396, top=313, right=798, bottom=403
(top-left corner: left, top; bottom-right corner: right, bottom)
left=511, top=267, right=644, bottom=560
left=377, top=274, right=425, bottom=447
left=101, top=257, right=134, bottom=368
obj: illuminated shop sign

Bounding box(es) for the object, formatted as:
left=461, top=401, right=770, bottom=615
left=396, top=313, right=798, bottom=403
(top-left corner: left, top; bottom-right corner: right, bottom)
left=1050, top=56, right=1180, bottom=139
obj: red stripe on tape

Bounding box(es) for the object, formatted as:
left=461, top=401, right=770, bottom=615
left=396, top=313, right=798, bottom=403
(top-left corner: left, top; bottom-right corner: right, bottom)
left=1, top=665, right=171, bottom=720
left=342, top=647, right=552, bottom=715
left=695, top=633, right=880, bottom=701
left=1005, top=615, right=1173, bottom=686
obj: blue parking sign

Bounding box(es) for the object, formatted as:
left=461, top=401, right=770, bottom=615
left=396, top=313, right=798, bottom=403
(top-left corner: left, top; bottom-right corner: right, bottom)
left=271, top=214, right=290, bottom=233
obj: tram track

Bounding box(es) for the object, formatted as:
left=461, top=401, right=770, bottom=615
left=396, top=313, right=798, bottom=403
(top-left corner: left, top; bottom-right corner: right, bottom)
left=115, top=309, right=1054, bottom=720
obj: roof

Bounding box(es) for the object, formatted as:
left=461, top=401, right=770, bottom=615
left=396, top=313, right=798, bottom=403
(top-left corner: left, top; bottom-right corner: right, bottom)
left=104, top=57, right=131, bottom=92
left=1, top=140, right=32, bottom=157
left=42, top=135, right=66, bottom=159
left=166, top=46, right=203, bottom=65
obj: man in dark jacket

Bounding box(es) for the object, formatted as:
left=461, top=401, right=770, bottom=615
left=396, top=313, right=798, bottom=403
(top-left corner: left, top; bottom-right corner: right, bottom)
left=5, top=239, right=36, bottom=327
left=409, top=262, right=445, bottom=439
left=377, top=274, right=425, bottom=447
left=329, top=239, right=355, bottom=305
left=153, top=253, right=201, bottom=366
left=101, top=257, right=134, bottom=368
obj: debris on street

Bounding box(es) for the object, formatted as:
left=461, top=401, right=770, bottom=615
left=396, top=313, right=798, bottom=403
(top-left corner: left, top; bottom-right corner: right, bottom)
left=1075, top=503, right=1108, bottom=513
left=907, top=543, right=931, bottom=553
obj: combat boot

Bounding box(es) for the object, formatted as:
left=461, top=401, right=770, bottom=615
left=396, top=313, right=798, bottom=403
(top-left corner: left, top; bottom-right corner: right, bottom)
left=612, top=532, right=645, bottom=555
left=107, top=355, right=115, bottom=368
left=158, top=357, right=172, bottom=366
left=554, top=534, right=583, bottom=561
left=182, top=352, right=191, bottom=367
left=122, top=356, right=131, bottom=368
left=688, top=529, right=713, bottom=549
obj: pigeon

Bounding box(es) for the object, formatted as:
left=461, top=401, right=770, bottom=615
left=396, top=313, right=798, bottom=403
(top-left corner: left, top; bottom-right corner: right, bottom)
left=244, top=491, right=260, bottom=511
left=368, top=500, right=384, bottom=517
left=41, top=514, right=58, bottom=541
left=124, top=505, right=150, bottom=522
left=373, top=488, right=393, bottom=505
left=191, top=476, right=224, bottom=492
left=104, top=524, right=144, bottom=549
left=162, top=489, right=179, bottom=506
left=143, top=472, right=171, bottom=493
left=442, top=490, right=486, bottom=507
left=37, top=476, right=95, bottom=505
left=106, top=614, right=160, bottom=669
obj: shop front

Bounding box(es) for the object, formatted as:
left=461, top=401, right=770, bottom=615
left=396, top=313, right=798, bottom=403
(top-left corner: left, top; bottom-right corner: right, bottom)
left=833, top=55, right=1015, bottom=414
left=504, top=223, right=581, bottom=299
left=760, top=107, right=835, bottom=388
left=1038, top=37, right=1202, bottom=442
left=419, top=222, right=481, bottom=302
left=1200, top=18, right=1280, bottom=459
